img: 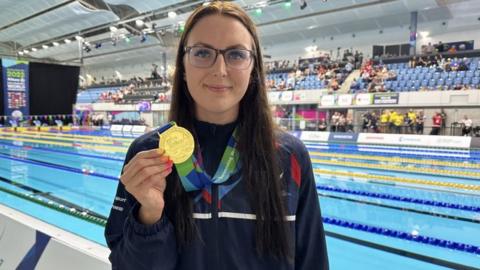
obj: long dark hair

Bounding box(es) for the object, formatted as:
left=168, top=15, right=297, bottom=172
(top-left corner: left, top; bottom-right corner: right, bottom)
left=164, top=1, right=291, bottom=261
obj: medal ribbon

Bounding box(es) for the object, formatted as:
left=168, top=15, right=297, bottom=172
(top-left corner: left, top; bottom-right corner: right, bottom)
left=158, top=122, right=241, bottom=192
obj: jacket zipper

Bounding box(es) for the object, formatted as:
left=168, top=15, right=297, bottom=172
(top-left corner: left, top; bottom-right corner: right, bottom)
left=212, top=184, right=220, bottom=269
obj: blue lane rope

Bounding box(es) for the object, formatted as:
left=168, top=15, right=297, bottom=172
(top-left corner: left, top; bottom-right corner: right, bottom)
left=0, top=153, right=119, bottom=181
left=322, top=216, right=480, bottom=255
left=317, top=185, right=480, bottom=212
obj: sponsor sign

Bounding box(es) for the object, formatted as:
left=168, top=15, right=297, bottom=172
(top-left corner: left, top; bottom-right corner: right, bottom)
left=355, top=93, right=372, bottom=105
left=373, top=93, right=399, bottom=105
left=328, top=132, right=358, bottom=143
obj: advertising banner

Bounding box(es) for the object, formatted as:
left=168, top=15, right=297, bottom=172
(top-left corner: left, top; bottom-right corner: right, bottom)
left=2, top=58, right=30, bottom=117
left=373, top=93, right=399, bottom=105
left=328, top=132, right=359, bottom=143
left=355, top=93, right=372, bottom=105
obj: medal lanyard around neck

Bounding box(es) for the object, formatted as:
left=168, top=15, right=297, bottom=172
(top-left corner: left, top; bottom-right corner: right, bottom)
left=158, top=122, right=241, bottom=192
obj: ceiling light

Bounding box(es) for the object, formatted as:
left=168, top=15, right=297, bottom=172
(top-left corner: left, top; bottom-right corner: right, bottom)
left=420, top=31, right=429, bottom=38
left=31, top=48, right=37, bottom=52
left=53, top=42, right=60, bottom=46
left=64, top=39, right=72, bottom=43
left=75, top=35, right=83, bottom=41
left=42, top=45, right=49, bottom=49
left=109, top=26, right=118, bottom=32
left=18, top=51, right=24, bottom=55
left=135, top=20, right=144, bottom=27
left=23, top=49, right=29, bottom=53
left=168, top=11, right=177, bottom=18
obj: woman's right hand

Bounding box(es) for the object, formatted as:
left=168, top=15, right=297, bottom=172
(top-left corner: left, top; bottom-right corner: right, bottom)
left=120, top=148, right=173, bottom=225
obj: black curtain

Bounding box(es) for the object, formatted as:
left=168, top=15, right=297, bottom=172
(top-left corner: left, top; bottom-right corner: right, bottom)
left=29, top=62, right=79, bottom=116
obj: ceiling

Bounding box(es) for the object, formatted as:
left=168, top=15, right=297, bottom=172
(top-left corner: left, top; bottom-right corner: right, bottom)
left=0, top=0, right=478, bottom=67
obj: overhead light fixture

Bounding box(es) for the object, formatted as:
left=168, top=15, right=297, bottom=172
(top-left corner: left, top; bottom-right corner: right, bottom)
left=202, top=1, right=210, bottom=6
left=75, top=35, right=83, bottom=41
left=18, top=51, right=24, bottom=55
left=64, top=38, right=72, bottom=43
left=135, top=19, right=144, bottom=27
left=168, top=11, right=177, bottom=18
left=23, top=49, right=29, bottom=53
left=420, top=31, right=430, bottom=38
left=31, top=47, right=37, bottom=52
left=53, top=42, right=60, bottom=46
left=109, top=26, right=118, bottom=32
left=42, top=45, right=49, bottom=49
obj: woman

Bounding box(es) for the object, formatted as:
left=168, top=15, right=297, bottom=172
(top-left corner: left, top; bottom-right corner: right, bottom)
left=105, top=2, right=328, bottom=270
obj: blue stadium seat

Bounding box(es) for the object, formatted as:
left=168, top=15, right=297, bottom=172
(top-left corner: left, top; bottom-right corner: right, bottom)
left=472, top=77, right=480, bottom=85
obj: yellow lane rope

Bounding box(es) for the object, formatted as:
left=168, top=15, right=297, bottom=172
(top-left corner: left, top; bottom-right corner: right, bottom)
left=311, top=159, right=480, bottom=179
left=19, top=130, right=133, bottom=142
left=309, top=151, right=480, bottom=169
left=313, top=168, right=480, bottom=191
left=0, top=134, right=127, bottom=153
left=0, top=130, right=131, bottom=146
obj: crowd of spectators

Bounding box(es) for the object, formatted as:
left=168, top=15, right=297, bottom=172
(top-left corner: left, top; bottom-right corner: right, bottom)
left=351, top=54, right=480, bottom=93
left=266, top=57, right=355, bottom=92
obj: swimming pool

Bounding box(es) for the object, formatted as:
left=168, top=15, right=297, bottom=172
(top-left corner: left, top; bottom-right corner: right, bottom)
left=0, top=129, right=479, bottom=269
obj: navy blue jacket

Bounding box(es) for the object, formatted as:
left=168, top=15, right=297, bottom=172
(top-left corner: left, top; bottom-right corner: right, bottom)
left=105, top=121, right=328, bottom=269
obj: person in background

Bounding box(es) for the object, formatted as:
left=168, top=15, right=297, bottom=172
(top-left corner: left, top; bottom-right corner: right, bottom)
left=461, top=115, right=473, bottom=136
left=416, top=111, right=426, bottom=135
left=430, top=112, right=443, bottom=135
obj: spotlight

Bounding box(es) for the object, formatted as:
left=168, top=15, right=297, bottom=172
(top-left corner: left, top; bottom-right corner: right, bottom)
left=135, top=19, right=144, bottom=27
left=168, top=11, right=177, bottom=18
left=42, top=45, right=49, bottom=49
left=64, top=39, right=72, bottom=43
left=53, top=42, right=60, bottom=46
left=31, top=47, right=37, bottom=52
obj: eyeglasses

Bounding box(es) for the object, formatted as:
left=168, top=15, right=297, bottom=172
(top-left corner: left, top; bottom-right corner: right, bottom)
left=184, top=46, right=254, bottom=70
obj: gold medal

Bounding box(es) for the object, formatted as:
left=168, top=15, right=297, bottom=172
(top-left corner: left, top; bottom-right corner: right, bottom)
left=158, top=123, right=194, bottom=164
